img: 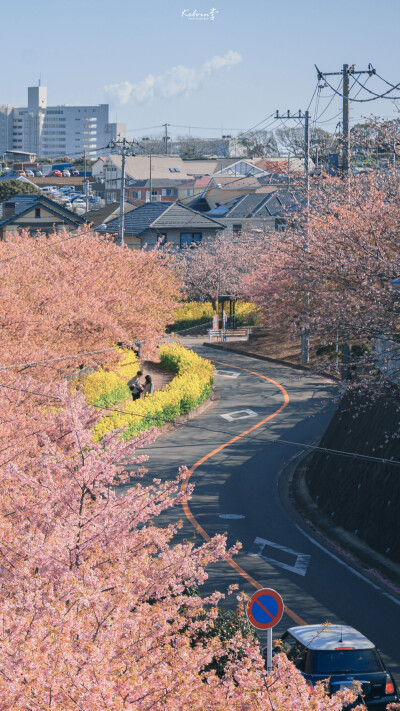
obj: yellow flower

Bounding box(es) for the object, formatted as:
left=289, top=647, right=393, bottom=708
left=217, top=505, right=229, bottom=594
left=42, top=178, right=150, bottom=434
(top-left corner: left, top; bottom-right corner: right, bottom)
left=93, top=344, right=214, bottom=442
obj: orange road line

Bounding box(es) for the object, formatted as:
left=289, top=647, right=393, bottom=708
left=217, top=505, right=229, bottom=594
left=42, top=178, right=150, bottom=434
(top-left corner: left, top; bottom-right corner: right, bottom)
left=181, top=359, right=306, bottom=627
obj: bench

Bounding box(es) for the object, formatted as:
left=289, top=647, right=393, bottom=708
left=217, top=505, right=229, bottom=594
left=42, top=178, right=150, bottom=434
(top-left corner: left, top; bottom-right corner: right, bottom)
left=207, top=328, right=251, bottom=342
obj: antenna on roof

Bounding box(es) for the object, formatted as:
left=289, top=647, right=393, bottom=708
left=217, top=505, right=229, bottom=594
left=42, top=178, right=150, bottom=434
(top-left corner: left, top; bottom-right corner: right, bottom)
left=39, top=74, right=41, bottom=87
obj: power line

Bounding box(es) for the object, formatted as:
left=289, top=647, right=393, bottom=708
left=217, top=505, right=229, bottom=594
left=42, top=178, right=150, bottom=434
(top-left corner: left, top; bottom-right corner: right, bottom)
left=316, top=66, right=400, bottom=103
left=4, top=380, right=400, bottom=470
left=351, top=72, right=400, bottom=101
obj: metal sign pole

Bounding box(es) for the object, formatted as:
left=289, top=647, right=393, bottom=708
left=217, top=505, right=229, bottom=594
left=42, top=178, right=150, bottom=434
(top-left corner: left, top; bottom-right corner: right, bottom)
left=246, top=588, right=283, bottom=675
left=266, top=628, right=273, bottom=672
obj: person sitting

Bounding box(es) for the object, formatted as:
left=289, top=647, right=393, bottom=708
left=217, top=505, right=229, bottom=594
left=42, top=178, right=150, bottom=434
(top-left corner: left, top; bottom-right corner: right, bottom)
left=142, top=374, right=154, bottom=397
left=127, top=371, right=143, bottom=401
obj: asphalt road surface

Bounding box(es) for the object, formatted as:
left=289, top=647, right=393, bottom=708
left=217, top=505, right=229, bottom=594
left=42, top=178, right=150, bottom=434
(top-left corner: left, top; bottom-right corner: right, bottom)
left=122, top=345, right=400, bottom=685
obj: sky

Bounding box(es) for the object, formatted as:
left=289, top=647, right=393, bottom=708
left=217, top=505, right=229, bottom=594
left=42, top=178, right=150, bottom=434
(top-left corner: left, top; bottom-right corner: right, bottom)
left=2, top=0, right=400, bottom=140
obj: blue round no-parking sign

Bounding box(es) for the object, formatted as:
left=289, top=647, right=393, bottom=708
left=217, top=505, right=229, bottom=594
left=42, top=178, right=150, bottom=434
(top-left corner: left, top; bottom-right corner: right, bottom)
left=246, top=588, right=284, bottom=630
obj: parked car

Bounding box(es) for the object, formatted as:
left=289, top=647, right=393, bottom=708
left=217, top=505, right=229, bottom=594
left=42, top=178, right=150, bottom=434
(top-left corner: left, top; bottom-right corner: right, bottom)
left=34, top=170, right=43, bottom=177
left=71, top=169, right=80, bottom=176
left=269, top=625, right=398, bottom=709
left=62, top=170, right=71, bottom=177
left=51, top=170, right=62, bottom=177
left=16, top=170, right=26, bottom=176
left=25, top=170, right=35, bottom=177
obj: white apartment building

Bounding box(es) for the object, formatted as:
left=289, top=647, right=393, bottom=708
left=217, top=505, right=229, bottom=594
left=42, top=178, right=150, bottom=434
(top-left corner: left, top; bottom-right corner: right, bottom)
left=0, top=85, right=126, bottom=159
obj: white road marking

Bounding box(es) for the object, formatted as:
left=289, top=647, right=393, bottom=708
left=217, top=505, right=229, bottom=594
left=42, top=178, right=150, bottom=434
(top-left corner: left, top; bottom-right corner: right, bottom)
left=250, top=536, right=311, bottom=576
left=215, top=370, right=240, bottom=378
left=219, top=513, right=245, bottom=519
left=221, top=409, right=258, bottom=422
left=295, top=524, right=400, bottom=607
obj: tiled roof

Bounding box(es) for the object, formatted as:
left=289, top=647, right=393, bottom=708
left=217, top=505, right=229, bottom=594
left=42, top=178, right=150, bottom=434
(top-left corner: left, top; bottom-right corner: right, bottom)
left=154, top=202, right=223, bottom=229
left=207, top=176, right=262, bottom=189
left=102, top=202, right=169, bottom=234
left=107, top=155, right=220, bottom=182
left=82, top=202, right=136, bottom=227
left=100, top=201, right=223, bottom=235
left=0, top=193, right=85, bottom=227
left=206, top=191, right=302, bottom=219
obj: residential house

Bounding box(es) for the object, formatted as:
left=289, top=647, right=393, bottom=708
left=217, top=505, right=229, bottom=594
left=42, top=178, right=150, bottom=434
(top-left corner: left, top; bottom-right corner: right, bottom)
left=91, top=157, right=107, bottom=182
left=103, top=155, right=231, bottom=204
left=0, top=193, right=85, bottom=239
left=99, top=201, right=224, bottom=249
left=127, top=179, right=185, bottom=204
left=176, top=176, right=213, bottom=202
left=202, top=176, right=277, bottom=209
left=205, top=191, right=302, bottom=233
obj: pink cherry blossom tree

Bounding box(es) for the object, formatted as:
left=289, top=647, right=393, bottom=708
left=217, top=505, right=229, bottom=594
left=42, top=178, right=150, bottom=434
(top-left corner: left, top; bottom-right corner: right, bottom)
left=179, top=230, right=265, bottom=310
left=244, top=168, right=400, bottom=377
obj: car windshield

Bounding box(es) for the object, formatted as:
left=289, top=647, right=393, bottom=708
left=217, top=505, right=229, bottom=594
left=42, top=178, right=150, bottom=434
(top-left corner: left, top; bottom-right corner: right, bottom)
left=308, top=649, right=384, bottom=674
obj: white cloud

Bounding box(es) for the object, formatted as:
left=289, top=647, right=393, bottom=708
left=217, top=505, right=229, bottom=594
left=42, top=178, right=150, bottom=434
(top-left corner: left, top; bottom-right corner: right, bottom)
left=105, top=50, right=241, bottom=106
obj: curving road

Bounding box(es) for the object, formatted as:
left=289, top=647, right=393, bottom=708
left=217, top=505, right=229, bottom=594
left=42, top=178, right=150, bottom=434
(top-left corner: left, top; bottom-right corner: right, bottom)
left=124, top=344, right=400, bottom=685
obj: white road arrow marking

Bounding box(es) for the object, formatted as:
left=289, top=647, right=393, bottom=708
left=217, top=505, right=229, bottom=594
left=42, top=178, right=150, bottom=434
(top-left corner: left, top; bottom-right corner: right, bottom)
left=215, top=370, right=240, bottom=378
left=221, top=409, right=258, bottom=422
left=249, top=536, right=311, bottom=577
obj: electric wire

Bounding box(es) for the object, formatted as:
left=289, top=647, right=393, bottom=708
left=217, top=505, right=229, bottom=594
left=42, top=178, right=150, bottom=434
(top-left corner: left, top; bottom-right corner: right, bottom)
left=316, top=67, right=400, bottom=103
left=3, top=380, right=400, bottom=470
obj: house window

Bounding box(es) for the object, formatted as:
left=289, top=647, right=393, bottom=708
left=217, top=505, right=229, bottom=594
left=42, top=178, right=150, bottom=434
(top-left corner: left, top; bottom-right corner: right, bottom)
left=35, top=208, right=40, bottom=218
left=131, top=191, right=139, bottom=198
left=158, top=234, right=167, bottom=246
left=180, top=232, right=202, bottom=247
left=161, top=188, right=178, bottom=197
left=232, top=224, right=242, bottom=234
left=184, top=188, right=194, bottom=197
left=275, top=218, right=286, bottom=232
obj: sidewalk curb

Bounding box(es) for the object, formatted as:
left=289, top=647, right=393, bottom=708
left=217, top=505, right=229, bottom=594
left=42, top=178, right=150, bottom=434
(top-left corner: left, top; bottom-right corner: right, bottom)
left=203, top=342, right=341, bottom=382
left=154, top=392, right=214, bottom=437
left=279, top=450, right=400, bottom=599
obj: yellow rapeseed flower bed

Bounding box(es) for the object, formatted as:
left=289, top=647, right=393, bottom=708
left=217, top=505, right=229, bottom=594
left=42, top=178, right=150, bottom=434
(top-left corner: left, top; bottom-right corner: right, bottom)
left=172, top=301, right=258, bottom=330
left=91, top=344, right=214, bottom=441
left=81, top=348, right=140, bottom=408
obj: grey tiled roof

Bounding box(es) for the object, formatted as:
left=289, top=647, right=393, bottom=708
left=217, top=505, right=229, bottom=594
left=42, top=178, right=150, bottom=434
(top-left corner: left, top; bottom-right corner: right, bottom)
left=82, top=202, right=135, bottom=228
left=154, top=202, right=223, bottom=230
left=101, top=201, right=223, bottom=235
left=0, top=193, right=85, bottom=227
left=206, top=191, right=302, bottom=219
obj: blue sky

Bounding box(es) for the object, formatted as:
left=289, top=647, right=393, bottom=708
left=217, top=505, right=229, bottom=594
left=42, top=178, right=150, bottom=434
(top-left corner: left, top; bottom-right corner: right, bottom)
left=2, top=0, right=400, bottom=139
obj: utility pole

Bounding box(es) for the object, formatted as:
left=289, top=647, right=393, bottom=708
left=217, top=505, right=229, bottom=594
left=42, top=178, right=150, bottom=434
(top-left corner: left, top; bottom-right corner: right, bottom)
left=149, top=154, right=152, bottom=202
left=84, top=149, right=86, bottom=180
left=84, top=179, right=90, bottom=212
left=275, top=109, right=310, bottom=364
left=108, top=137, right=136, bottom=246
left=315, top=63, right=376, bottom=174
left=342, top=64, right=350, bottom=173
left=163, top=123, right=170, bottom=154
left=275, top=110, right=310, bottom=194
